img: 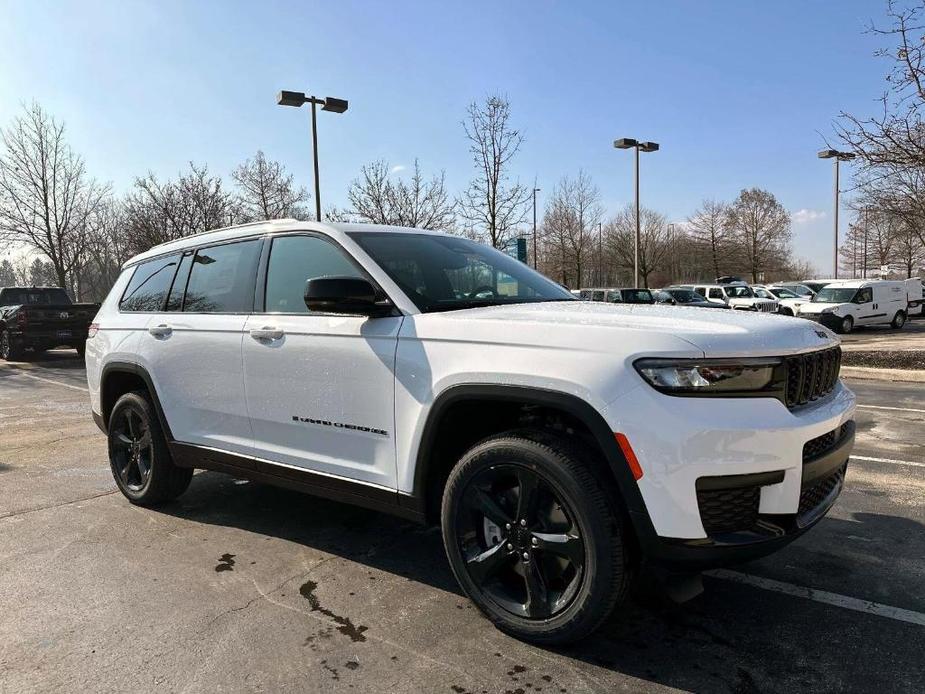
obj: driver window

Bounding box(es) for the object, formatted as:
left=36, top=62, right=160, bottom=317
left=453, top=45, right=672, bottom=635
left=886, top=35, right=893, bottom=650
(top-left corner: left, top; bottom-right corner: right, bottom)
left=265, top=235, right=364, bottom=313
left=855, top=288, right=873, bottom=304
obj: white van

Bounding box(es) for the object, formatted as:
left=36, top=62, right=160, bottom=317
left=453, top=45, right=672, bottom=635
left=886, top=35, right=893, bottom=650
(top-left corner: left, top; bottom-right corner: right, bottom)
left=906, top=278, right=923, bottom=317
left=799, top=280, right=908, bottom=333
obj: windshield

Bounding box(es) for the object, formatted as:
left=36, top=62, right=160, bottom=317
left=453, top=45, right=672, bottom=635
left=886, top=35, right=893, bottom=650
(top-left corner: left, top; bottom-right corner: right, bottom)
left=753, top=287, right=774, bottom=299
left=0, top=288, right=71, bottom=305
left=618, top=289, right=653, bottom=304
left=770, top=288, right=799, bottom=299
left=724, top=285, right=754, bottom=298
left=347, top=232, right=575, bottom=312
left=813, top=287, right=857, bottom=303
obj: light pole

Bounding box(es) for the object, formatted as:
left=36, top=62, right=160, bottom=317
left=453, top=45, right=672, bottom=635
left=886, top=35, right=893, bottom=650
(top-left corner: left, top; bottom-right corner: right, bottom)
left=598, top=221, right=603, bottom=286
left=532, top=187, right=541, bottom=269
left=817, top=149, right=855, bottom=279
left=278, top=90, right=349, bottom=221
left=863, top=207, right=869, bottom=279
left=614, top=138, right=660, bottom=287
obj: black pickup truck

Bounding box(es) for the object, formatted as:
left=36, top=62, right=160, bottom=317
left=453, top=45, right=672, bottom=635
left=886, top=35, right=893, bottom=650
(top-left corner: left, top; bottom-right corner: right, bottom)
left=0, top=287, right=99, bottom=361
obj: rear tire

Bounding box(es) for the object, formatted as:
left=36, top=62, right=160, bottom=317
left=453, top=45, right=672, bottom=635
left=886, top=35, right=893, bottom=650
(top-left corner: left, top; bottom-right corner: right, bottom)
left=441, top=431, right=629, bottom=645
left=108, top=391, right=192, bottom=505
left=891, top=311, right=906, bottom=329
left=0, top=329, right=23, bottom=361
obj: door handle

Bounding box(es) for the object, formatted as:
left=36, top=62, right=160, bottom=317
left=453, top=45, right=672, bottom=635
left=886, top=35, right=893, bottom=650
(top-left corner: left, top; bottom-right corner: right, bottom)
left=148, top=324, right=172, bottom=338
left=250, top=326, right=284, bottom=341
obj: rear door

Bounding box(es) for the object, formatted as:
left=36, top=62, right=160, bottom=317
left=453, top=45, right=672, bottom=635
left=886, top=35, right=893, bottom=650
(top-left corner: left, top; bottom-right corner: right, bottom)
left=136, top=239, right=262, bottom=458
left=242, top=233, right=401, bottom=489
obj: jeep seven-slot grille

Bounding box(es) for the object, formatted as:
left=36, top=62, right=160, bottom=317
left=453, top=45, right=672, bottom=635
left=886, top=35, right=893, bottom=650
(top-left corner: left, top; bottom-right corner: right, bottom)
left=696, top=486, right=761, bottom=534
left=798, top=463, right=847, bottom=517
left=802, top=421, right=854, bottom=462
left=785, top=347, right=841, bottom=408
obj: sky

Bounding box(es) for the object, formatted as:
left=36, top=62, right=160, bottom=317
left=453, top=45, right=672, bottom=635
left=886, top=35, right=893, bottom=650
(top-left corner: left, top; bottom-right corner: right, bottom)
left=0, top=0, right=897, bottom=274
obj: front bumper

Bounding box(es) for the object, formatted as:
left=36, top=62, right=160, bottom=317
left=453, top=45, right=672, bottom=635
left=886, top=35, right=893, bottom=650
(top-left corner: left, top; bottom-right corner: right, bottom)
left=606, top=378, right=855, bottom=568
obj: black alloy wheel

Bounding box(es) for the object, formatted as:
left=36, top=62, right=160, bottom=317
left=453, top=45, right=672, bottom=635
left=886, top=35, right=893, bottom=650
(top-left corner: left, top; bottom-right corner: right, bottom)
left=110, top=405, right=154, bottom=492
left=442, top=432, right=629, bottom=644
left=456, top=463, right=585, bottom=619
left=107, top=390, right=192, bottom=505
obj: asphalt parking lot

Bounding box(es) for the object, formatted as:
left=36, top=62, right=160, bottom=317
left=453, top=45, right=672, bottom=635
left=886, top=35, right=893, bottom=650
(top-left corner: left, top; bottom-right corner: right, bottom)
left=1, top=351, right=924, bottom=693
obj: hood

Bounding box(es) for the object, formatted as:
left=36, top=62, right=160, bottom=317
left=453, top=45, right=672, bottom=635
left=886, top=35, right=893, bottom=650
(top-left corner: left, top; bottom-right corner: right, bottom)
left=798, top=301, right=839, bottom=315
left=415, top=301, right=839, bottom=357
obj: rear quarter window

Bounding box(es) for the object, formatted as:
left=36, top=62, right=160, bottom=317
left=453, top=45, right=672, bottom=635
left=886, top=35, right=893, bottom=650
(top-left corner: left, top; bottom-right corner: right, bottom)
left=183, top=240, right=261, bottom=313
left=120, top=255, right=180, bottom=312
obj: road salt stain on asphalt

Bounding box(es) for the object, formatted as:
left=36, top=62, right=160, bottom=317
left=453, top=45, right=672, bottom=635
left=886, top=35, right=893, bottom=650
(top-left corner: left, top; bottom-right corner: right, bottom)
left=214, top=553, right=235, bottom=572
left=299, top=579, right=369, bottom=642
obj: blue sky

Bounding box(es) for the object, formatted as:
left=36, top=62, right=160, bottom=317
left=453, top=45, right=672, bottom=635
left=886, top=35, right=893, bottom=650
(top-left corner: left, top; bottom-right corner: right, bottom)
left=0, top=0, right=894, bottom=273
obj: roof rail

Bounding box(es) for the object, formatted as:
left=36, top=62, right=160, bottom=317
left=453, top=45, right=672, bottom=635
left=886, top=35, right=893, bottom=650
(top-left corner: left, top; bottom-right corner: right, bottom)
left=147, top=218, right=302, bottom=250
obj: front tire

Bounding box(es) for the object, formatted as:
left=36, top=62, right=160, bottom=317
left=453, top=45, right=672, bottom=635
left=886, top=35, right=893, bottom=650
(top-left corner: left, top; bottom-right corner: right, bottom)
left=839, top=315, right=854, bottom=334
left=441, top=432, right=629, bottom=645
left=891, top=311, right=906, bottom=329
left=108, top=391, right=192, bottom=505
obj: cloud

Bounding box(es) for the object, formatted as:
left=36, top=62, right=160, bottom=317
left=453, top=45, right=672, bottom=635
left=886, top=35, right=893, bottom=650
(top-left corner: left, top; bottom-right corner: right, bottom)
left=389, top=165, right=406, bottom=175
left=792, top=208, right=826, bottom=224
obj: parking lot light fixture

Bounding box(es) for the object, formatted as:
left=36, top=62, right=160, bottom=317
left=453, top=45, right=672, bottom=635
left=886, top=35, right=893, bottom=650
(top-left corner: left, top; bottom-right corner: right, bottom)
left=817, top=149, right=856, bottom=279
left=277, top=89, right=349, bottom=221
left=614, top=137, right=660, bottom=287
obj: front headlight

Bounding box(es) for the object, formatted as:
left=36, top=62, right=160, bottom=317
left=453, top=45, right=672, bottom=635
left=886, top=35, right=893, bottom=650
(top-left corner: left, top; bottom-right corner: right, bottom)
left=820, top=306, right=838, bottom=314
left=634, top=358, right=781, bottom=395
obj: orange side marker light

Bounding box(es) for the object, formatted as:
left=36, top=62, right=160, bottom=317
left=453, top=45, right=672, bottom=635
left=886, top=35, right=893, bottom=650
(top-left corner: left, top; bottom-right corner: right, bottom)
left=614, top=433, right=643, bottom=481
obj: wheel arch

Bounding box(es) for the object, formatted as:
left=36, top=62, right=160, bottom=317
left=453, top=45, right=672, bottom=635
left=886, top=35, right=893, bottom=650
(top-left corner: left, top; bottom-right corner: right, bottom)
left=409, top=384, right=658, bottom=545
left=100, top=361, right=173, bottom=440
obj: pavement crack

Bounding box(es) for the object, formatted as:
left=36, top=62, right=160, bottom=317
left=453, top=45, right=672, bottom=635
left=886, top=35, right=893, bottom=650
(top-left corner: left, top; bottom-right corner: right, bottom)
left=0, top=488, right=117, bottom=520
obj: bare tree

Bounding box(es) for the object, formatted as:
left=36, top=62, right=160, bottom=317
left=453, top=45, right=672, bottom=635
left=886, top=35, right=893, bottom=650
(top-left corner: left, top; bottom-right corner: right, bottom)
left=686, top=200, right=730, bottom=280
left=458, top=95, right=530, bottom=248
left=538, top=172, right=602, bottom=287
left=348, top=159, right=456, bottom=228
left=73, top=199, right=134, bottom=301
left=605, top=206, right=671, bottom=288
left=836, top=1, right=925, bottom=170
left=725, top=188, right=792, bottom=282
left=0, top=102, right=108, bottom=288
left=124, top=163, right=236, bottom=254
left=233, top=150, right=308, bottom=221
left=892, top=220, right=925, bottom=276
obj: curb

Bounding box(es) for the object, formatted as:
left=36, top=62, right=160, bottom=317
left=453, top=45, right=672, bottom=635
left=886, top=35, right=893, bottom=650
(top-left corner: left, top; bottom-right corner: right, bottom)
left=841, top=366, right=925, bottom=383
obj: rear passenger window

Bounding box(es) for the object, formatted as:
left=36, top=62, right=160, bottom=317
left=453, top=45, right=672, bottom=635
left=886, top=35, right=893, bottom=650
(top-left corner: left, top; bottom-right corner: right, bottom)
left=264, top=235, right=363, bottom=313
left=709, top=288, right=723, bottom=299
left=183, top=240, right=261, bottom=313
left=119, top=255, right=180, bottom=312
left=694, top=287, right=706, bottom=297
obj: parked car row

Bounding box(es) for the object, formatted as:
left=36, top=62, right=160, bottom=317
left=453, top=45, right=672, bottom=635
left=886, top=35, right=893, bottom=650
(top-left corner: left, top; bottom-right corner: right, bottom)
left=573, top=277, right=923, bottom=334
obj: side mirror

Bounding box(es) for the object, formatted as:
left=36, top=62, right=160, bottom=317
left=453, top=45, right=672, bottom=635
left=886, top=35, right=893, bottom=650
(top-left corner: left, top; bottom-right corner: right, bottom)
left=304, top=277, right=391, bottom=316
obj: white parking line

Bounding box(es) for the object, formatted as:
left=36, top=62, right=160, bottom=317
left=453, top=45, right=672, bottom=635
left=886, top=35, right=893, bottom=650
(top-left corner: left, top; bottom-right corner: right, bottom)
left=709, top=569, right=925, bottom=627
left=857, top=404, right=925, bottom=415
left=3, top=371, right=88, bottom=393
left=851, top=454, right=925, bottom=469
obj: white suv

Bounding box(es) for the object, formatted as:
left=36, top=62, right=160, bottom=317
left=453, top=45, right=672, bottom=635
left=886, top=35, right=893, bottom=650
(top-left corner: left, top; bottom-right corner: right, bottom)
left=684, top=283, right=779, bottom=312
left=86, top=220, right=856, bottom=644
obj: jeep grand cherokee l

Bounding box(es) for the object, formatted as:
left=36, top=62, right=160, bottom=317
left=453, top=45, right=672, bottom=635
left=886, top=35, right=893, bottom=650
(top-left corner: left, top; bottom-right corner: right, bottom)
left=86, top=220, right=856, bottom=644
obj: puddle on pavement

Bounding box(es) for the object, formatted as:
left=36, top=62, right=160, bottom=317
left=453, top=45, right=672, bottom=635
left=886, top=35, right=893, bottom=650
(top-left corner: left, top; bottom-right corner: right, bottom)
left=299, top=579, right=369, bottom=642
left=214, top=553, right=235, bottom=572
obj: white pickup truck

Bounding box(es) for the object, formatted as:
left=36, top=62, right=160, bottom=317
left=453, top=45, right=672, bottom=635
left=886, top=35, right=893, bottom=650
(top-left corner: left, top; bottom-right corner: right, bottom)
left=85, top=220, right=856, bottom=644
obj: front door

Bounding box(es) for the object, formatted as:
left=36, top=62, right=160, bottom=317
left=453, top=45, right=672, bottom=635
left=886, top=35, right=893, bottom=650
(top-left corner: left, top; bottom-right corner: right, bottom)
left=242, top=233, right=401, bottom=489
left=852, top=287, right=875, bottom=326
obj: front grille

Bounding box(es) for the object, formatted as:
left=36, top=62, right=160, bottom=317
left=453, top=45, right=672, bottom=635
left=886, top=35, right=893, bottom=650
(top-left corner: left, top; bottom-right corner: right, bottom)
left=799, top=463, right=846, bottom=516
left=802, top=421, right=854, bottom=462
left=696, top=486, right=760, bottom=534
left=785, top=346, right=841, bottom=409
left=757, top=302, right=777, bottom=313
